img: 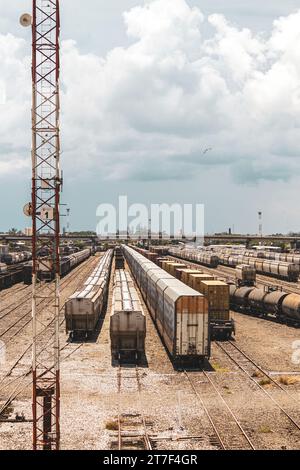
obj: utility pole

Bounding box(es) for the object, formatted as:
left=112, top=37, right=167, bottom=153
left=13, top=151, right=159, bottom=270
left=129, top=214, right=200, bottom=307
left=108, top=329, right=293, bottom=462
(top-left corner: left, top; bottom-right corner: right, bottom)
left=21, top=0, right=61, bottom=450
left=66, top=208, right=70, bottom=235
left=258, top=211, right=263, bottom=238
left=148, top=218, right=151, bottom=250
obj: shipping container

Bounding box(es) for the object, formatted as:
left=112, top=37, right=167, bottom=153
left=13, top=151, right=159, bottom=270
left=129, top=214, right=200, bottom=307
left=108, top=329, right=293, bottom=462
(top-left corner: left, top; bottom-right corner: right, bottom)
left=167, top=263, right=186, bottom=277
left=181, top=269, right=202, bottom=286
left=190, top=273, right=214, bottom=291
left=199, top=280, right=233, bottom=339
left=198, top=280, right=229, bottom=317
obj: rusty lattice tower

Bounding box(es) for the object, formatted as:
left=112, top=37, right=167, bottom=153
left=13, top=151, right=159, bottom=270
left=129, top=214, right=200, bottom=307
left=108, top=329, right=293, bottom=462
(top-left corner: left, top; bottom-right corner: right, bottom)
left=22, top=0, right=61, bottom=450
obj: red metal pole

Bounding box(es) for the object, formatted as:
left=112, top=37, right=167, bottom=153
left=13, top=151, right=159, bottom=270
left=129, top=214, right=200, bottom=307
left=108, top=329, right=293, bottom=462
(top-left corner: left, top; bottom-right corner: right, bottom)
left=30, top=0, right=61, bottom=450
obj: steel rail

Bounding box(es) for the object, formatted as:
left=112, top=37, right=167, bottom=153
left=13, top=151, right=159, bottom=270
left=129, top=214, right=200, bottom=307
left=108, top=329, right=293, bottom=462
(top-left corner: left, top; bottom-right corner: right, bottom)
left=135, top=366, right=152, bottom=451
left=186, top=370, right=255, bottom=450
left=216, top=341, right=300, bottom=434
left=184, top=371, right=226, bottom=450
left=117, top=365, right=152, bottom=451
left=226, top=341, right=300, bottom=404
left=0, top=258, right=98, bottom=416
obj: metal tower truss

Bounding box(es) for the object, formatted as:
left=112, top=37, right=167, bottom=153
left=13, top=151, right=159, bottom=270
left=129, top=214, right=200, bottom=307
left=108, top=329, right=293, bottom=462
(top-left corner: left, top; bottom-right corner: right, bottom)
left=31, top=0, right=61, bottom=450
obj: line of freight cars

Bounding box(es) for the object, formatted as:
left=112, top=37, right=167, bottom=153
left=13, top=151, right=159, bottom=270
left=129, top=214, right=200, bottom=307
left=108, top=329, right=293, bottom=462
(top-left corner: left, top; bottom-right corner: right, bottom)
left=131, top=245, right=235, bottom=339
left=169, top=247, right=219, bottom=268
left=123, top=245, right=210, bottom=367
left=134, top=245, right=219, bottom=269
left=23, top=249, right=92, bottom=285
left=230, top=285, right=300, bottom=325
left=169, top=247, right=300, bottom=282
left=0, top=263, right=24, bottom=290
left=218, top=254, right=299, bottom=282
left=65, top=250, right=113, bottom=337
left=237, top=249, right=300, bottom=265
left=0, top=251, right=32, bottom=265
left=110, top=269, right=146, bottom=361
left=135, top=245, right=300, bottom=326
left=160, top=259, right=234, bottom=339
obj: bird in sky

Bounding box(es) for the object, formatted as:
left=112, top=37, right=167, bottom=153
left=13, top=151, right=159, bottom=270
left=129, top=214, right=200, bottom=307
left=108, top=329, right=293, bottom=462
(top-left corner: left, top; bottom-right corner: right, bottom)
left=203, top=148, right=213, bottom=155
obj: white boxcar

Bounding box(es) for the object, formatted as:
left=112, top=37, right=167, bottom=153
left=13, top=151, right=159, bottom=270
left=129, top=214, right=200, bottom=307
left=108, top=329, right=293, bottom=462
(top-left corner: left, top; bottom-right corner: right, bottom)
left=123, top=245, right=210, bottom=366
left=147, top=270, right=173, bottom=320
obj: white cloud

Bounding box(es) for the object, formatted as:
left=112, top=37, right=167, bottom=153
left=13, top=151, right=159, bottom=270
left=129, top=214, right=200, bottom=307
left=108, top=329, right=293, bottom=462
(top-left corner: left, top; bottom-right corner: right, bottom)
left=0, top=158, right=29, bottom=175
left=1, top=0, right=300, bottom=185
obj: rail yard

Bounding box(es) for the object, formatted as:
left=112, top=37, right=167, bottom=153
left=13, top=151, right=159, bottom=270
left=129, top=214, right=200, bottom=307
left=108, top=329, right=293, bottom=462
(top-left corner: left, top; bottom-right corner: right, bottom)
left=2, top=0, right=300, bottom=456
left=0, top=244, right=300, bottom=451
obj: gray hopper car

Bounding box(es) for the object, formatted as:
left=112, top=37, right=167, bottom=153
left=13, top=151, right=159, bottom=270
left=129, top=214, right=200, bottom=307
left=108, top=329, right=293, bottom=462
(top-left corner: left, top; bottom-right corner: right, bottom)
left=110, top=270, right=146, bottom=361
left=65, top=250, right=113, bottom=337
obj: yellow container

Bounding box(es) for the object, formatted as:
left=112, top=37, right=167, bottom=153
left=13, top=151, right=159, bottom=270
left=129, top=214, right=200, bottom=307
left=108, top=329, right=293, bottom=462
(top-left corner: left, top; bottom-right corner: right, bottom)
left=190, top=273, right=214, bottom=291
left=181, top=269, right=202, bottom=286
left=199, top=280, right=230, bottom=321
left=161, top=261, right=174, bottom=272
left=168, top=263, right=186, bottom=277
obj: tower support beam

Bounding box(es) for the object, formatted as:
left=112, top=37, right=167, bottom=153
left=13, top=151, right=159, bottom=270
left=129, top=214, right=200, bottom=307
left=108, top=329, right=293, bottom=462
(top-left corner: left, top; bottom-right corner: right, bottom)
left=30, top=0, right=61, bottom=451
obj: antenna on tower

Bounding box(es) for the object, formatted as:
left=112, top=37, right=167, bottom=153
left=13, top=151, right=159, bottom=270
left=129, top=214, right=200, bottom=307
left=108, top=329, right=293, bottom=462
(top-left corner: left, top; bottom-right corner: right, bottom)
left=20, top=13, right=32, bottom=27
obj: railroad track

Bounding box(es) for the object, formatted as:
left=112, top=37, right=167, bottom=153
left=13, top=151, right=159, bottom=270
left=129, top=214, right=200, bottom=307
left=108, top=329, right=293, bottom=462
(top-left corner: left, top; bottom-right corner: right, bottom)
left=0, top=257, right=100, bottom=419
left=215, top=341, right=300, bottom=437
left=0, top=284, right=29, bottom=302
left=116, top=365, right=152, bottom=451
left=0, top=257, right=98, bottom=352
left=184, top=371, right=255, bottom=450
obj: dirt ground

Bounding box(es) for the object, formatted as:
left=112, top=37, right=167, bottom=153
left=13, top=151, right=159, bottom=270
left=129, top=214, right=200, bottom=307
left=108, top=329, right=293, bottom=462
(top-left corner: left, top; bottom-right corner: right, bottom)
left=1, top=256, right=300, bottom=450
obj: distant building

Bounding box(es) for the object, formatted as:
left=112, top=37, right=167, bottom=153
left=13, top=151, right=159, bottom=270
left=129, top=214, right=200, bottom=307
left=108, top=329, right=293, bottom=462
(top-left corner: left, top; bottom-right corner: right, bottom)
left=25, top=227, right=33, bottom=236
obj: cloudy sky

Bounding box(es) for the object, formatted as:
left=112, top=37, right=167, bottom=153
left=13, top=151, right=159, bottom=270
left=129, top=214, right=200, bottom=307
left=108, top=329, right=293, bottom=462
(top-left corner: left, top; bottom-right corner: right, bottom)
left=1, top=0, right=300, bottom=234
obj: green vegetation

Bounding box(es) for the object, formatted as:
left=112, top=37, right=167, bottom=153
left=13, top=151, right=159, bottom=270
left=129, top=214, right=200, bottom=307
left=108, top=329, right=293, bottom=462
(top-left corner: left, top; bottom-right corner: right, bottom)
left=259, top=425, right=273, bottom=434
left=212, top=362, right=229, bottom=373
left=258, top=377, right=271, bottom=387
